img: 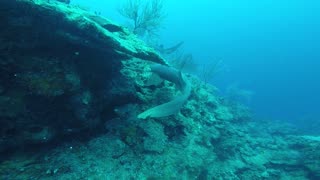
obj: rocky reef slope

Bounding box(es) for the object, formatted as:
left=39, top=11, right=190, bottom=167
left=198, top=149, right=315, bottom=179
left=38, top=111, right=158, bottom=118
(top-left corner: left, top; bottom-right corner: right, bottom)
left=0, top=0, right=166, bottom=151
left=0, top=0, right=319, bottom=179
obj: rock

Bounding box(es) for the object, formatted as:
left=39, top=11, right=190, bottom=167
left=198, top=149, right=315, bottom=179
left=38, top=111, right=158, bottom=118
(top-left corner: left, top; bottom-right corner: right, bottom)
left=214, top=106, right=234, bottom=121
left=0, top=0, right=166, bottom=152
left=0, top=0, right=166, bottom=65
left=56, top=0, right=70, bottom=4
left=0, top=85, right=4, bottom=94
left=140, top=120, right=168, bottom=153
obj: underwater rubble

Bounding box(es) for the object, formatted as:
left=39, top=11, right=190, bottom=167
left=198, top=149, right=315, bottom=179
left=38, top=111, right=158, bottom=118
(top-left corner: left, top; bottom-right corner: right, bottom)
left=0, top=0, right=319, bottom=179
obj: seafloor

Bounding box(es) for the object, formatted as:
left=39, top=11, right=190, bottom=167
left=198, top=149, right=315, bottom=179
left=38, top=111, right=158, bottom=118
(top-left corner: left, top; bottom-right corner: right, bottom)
left=0, top=0, right=319, bottom=179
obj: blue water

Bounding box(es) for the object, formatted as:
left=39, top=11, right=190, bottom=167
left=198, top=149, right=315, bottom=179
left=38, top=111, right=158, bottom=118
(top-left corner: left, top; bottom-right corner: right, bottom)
left=73, top=0, right=320, bottom=122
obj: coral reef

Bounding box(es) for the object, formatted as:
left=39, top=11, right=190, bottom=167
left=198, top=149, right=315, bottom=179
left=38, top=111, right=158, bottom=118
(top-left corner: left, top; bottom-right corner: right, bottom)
left=0, top=0, right=319, bottom=180
left=0, top=0, right=165, bottom=152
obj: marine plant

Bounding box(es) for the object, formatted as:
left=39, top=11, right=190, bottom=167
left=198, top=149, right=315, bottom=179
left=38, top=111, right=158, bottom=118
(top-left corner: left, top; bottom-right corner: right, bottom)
left=118, top=0, right=166, bottom=36
left=201, top=58, right=224, bottom=85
